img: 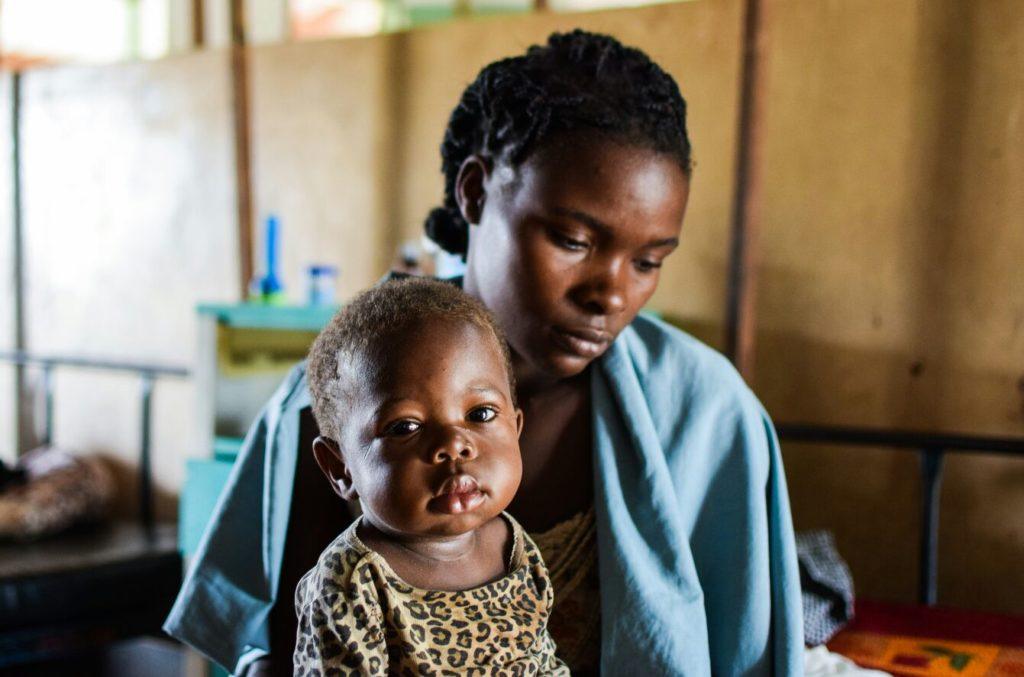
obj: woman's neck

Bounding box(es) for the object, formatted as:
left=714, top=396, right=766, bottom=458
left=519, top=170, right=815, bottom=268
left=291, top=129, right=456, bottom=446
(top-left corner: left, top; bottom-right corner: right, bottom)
left=513, top=356, right=590, bottom=400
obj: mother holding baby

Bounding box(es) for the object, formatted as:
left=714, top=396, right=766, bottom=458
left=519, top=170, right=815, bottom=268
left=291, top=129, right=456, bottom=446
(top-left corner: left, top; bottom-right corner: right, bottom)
left=166, top=30, right=802, bottom=676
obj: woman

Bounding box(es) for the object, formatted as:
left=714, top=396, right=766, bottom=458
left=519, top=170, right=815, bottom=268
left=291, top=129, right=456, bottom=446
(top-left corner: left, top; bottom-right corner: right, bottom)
left=166, top=30, right=802, bottom=675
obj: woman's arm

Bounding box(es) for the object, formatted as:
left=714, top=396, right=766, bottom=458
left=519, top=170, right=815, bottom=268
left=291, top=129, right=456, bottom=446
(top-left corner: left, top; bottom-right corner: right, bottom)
left=163, top=365, right=309, bottom=674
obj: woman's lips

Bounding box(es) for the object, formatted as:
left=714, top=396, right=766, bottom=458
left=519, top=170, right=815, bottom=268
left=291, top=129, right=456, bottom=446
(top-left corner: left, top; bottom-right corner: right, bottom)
left=551, top=326, right=613, bottom=358
left=429, top=473, right=485, bottom=515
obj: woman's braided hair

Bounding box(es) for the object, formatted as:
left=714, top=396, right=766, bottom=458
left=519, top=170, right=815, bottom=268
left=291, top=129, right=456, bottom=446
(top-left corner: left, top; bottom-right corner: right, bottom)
left=424, top=29, right=692, bottom=258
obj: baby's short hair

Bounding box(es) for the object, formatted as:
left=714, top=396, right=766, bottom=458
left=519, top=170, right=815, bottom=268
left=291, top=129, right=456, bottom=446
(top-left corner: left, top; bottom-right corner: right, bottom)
left=306, top=277, right=514, bottom=441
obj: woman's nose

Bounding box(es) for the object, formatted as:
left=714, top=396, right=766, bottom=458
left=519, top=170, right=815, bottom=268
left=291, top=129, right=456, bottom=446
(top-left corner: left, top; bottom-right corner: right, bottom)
left=572, top=260, right=628, bottom=316
left=431, top=429, right=478, bottom=464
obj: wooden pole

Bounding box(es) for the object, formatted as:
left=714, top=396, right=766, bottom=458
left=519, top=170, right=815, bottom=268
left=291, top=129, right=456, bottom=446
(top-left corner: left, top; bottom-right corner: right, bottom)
left=230, top=0, right=254, bottom=299
left=192, top=0, right=205, bottom=48
left=725, top=0, right=770, bottom=380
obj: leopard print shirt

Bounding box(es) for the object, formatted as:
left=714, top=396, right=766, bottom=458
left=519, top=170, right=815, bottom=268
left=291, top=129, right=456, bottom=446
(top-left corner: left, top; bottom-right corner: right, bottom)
left=293, top=513, right=570, bottom=676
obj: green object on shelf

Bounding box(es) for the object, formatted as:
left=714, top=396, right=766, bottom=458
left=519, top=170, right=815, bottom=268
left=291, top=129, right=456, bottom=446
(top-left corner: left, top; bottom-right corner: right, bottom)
left=197, top=303, right=339, bottom=331
left=180, top=458, right=235, bottom=556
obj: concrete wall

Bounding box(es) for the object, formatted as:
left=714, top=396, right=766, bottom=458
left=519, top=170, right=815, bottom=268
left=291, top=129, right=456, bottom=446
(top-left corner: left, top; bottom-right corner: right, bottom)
left=16, top=51, right=237, bottom=516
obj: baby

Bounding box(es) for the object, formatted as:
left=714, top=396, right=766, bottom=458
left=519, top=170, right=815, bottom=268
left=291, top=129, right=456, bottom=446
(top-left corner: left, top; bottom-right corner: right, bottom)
left=295, top=277, right=568, bottom=676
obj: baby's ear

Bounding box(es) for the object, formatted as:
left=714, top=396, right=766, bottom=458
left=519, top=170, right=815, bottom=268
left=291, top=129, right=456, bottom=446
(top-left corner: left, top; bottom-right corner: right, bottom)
left=312, top=436, right=358, bottom=500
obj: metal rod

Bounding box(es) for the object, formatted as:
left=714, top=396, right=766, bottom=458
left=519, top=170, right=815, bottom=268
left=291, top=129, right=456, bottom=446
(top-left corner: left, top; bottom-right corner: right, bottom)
left=919, top=448, right=944, bottom=605
left=0, top=353, right=187, bottom=530
left=12, top=71, right=27, bottom=455
left=41, top=363, right=53, bottom=447
left=0, top=351, right=189, bottom=377
left=139, top=373, right=155, bottom=533
left=776, top=422, right=1024, bottom=456
left=725, top=0, right=771, bottom=379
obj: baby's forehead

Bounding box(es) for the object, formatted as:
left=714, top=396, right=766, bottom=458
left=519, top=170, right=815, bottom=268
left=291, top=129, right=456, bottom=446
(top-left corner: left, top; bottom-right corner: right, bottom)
left=341, top=321, right=508, bottom=398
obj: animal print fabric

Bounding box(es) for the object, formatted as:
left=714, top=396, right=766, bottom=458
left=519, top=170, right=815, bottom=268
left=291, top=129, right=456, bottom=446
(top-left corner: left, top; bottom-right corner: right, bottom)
left=293, top=513, right=569, bottom=676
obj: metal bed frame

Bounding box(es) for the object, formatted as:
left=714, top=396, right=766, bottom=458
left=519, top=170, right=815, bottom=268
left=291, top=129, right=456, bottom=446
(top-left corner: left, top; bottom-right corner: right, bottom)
left=776, top=423, right=1024, bottom=606
left=0, top=351, right=189, bottom=532
left=0, top=351, right=189, bottom=668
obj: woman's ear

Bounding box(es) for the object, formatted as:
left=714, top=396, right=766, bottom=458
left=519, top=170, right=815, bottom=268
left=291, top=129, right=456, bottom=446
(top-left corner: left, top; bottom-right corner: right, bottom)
left=514, top=408, right=524, bottom=438
left=455, top=155, right=491, bottom=225
left=312, top=436, right=358, bottom=500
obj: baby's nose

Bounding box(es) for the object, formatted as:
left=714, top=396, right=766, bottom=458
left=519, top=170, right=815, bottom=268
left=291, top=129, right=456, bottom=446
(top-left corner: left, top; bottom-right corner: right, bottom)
left=431, top=430, right=478, bottom=463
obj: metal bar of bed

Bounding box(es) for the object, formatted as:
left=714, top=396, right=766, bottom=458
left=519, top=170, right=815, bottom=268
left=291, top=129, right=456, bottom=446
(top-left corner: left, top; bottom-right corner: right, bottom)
left=776, top=422, right=1024, bottom=606
left=0, top=351, right=190, bottom=532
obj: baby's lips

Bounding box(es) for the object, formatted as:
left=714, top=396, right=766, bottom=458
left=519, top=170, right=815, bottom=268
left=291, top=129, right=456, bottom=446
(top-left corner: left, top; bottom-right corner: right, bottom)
left=436, top=473, right=480, bottom=496
left=430, top=473, right=485, bottom=514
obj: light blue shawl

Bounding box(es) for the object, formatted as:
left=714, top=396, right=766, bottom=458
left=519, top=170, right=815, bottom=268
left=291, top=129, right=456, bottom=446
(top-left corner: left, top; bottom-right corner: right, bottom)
left=164, top=314, right=803, bottom=675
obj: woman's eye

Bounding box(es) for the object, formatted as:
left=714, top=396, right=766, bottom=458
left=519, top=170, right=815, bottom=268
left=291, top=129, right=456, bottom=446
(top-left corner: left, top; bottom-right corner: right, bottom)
left=552, top=231, right=589, bottom=252
left=384, top=420, right=421, bottom=436
left=634, top=259, right=662, bottom=273
left=467, top=407, right=498, bottom=423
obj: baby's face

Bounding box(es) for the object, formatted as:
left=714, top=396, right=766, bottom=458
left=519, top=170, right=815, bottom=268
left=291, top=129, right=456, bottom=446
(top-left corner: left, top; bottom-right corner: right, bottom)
left=335, top=318, right=523, bottom=538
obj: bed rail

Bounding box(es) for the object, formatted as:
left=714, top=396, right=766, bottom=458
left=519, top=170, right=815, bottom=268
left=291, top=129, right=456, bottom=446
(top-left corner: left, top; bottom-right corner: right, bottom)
left=776, top=422, right=1024, bottom=606
left=0, top=351, right=190, bottom=532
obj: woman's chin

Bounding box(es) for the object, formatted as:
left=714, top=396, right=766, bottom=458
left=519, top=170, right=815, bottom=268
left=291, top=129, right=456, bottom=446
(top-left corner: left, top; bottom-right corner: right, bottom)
left=513, top=339, right=606, bottom=386
left=540, top=349, right=600, bottom=380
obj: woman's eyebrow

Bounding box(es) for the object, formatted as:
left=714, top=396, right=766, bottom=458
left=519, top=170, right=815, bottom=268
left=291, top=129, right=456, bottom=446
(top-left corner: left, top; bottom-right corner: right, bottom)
left=551, top=207, right=679, bottom=248
left=552, top=206, right=608, bottom=232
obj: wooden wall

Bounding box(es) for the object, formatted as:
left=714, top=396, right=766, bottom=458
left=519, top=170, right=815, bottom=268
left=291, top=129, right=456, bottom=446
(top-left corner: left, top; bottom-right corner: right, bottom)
left=754, top=0, right=1024, bottom=613
left=248, top=36, right=401, bottom=300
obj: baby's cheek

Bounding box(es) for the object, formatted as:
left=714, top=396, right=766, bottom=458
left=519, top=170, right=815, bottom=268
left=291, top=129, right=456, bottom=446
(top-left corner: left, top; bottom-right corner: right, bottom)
left=489, top=454, right=523, bottom=510
left=375, top=464, right=432, bottom=524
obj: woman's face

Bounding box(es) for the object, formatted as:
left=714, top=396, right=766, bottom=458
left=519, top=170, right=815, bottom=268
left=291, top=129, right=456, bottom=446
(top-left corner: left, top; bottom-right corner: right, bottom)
left=462, top=134, right=690, bottom=387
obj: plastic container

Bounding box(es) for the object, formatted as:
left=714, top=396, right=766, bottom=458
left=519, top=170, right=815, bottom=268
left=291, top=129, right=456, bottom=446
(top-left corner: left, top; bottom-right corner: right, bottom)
left=306, top=265, right=338, bottom=306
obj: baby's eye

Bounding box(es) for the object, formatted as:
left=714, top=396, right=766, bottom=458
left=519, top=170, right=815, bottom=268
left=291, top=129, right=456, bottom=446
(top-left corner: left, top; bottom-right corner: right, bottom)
left=467, top=406, right=498, bottom=423
left=383, top=420, right=421, bottom=436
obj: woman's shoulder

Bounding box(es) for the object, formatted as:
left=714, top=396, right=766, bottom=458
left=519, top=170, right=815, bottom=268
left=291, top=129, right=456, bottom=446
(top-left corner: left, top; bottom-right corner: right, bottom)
left=613, top=312, right=760, bottom=414
left=606, top=314, right=778, bottom=484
